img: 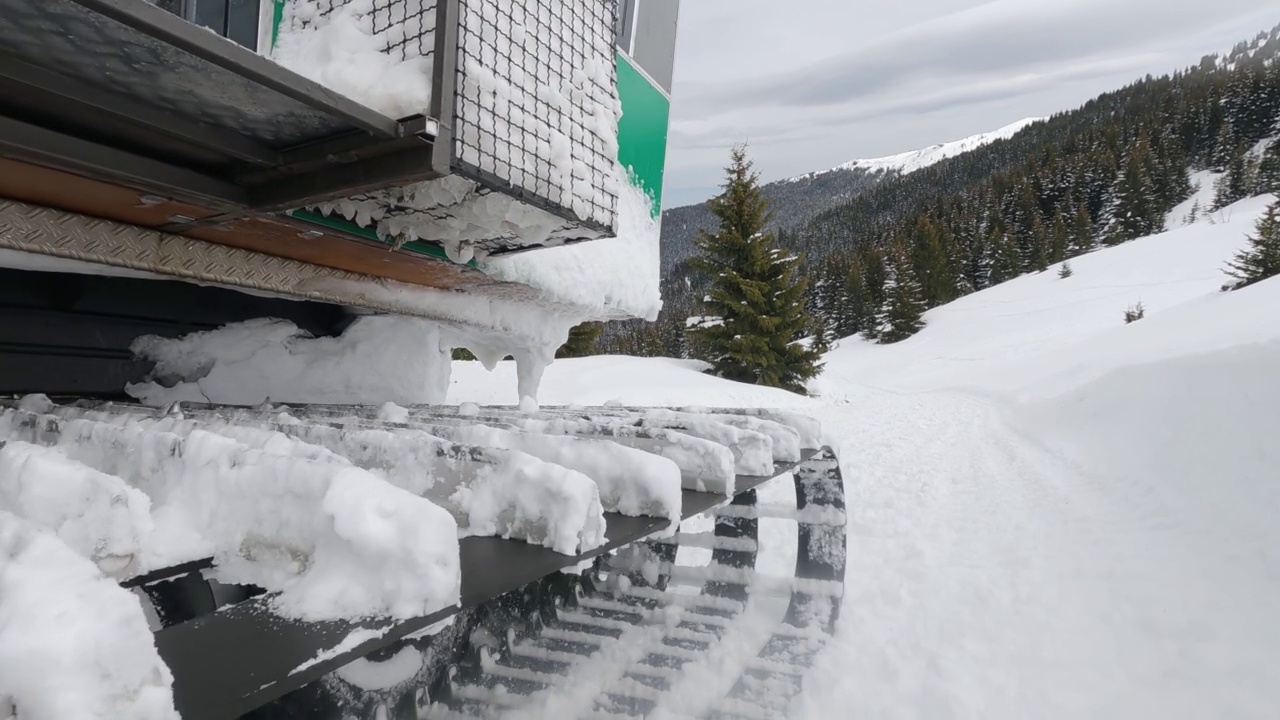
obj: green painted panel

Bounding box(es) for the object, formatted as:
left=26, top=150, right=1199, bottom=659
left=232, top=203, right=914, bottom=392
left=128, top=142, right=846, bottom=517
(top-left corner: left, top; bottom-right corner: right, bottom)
left=616, top=52, right=671, bottom=216
left=287, top=209, right=479, bottom=268
left=271, top=0, right=285, bottom=50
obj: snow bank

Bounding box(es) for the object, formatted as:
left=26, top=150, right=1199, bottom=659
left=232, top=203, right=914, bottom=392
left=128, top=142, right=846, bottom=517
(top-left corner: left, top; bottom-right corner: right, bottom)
left=0, top=442, right=153, bottom=578
left=127, top=315, right=454, bottom=407
left=793, top=191, right=1280, bottom=718
left=272, top=1, right=432, bottom=119
left=0, top=512, right=178, bottom=720
left=0, top=410, right=461, bottom=621
left=1011, top=269, right=1280, bottom=496
left=817, top=193, right=1277, bottom=395
left=450, top=355, right=818, bottom=408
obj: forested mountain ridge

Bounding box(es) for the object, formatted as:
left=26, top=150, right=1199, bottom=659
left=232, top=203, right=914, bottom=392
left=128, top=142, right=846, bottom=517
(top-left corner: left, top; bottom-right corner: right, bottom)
left=604, top=22, right=1280, bottom=358
left=658, top=118, right=1044, bottom=275
left=659, top=165, right=888, bottom=275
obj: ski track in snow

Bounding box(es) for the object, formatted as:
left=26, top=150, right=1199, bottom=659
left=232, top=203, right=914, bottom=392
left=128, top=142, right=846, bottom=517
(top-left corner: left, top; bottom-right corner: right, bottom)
left=798, top=386, right=1278, bottom=719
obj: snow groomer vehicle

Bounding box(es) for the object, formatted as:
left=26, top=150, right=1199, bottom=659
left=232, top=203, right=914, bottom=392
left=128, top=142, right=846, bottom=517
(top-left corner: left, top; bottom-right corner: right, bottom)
left=0, top=1, right=845, bottom=718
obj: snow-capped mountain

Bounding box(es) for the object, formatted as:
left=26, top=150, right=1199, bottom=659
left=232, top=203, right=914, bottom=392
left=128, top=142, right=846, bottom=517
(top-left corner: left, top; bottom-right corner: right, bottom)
left=660, top=118, right=1046, bottom=274
left=786, top=117, right=1046, bottom=183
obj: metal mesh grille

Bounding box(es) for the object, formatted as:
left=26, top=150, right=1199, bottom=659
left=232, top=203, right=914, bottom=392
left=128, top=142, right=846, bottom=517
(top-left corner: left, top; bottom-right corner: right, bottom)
left=306, top=0, right=438, bottom=62
left=297, top=0, right=622, bottom=251
left=452, top=0, right=620, bottom=234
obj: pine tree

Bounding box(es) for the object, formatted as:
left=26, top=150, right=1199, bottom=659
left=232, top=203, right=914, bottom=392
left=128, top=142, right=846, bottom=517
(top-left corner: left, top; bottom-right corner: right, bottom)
left=687, top=145, right=823, bottom=393
left=1049, top=211, right=1070, bottom=265
left=860, top=246, right=888, bottom=340
left=832, top=252, right=877, bottom=339
left=1211, top=121, right=1239, bottom=170
left=1027, top=215, right=1050, bottom=272
left=989, top=232, right=1022, bottom=284
left=1058, top=260, right=1074, bottom=279
left=963, top=231, right=992, bottom=291
left=1223, top=198, right=1280, bottom=290
left=1257, top=139, right=1280, bottom=194
left=878, top=244, right=927, bottom=344
left=1213, top=143, right=1256, bottom=209
left=557, top=322, right=603, bottom=358
left=1104, top=138, right=1162, bottom=244
left=1070, top=204, right=1095, bottom=256
left=808, top=312, right=833, bottom=355
left=845, top=261, right=878, bottom=338
left=911, top=216, right=957, bottom=307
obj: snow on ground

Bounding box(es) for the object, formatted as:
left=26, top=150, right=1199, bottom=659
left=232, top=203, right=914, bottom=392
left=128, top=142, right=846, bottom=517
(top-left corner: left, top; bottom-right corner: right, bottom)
left=449, top=355, right=817, bottom=409
left=790, top=194, right=1280, bottom=719
left=449, top=191, right=1280, bottom=717
left=810, top=193, right=1277, bottom=397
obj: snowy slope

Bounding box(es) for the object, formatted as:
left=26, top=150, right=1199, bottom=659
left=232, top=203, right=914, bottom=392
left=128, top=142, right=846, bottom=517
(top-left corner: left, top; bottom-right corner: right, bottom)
left=786, top=117, right=1045, bottom=184
left=787, top=192, right=1280, bottom=719
left=453, top=190, right=1280, bottom=718
left=813, top=192, right=1273, bottom=396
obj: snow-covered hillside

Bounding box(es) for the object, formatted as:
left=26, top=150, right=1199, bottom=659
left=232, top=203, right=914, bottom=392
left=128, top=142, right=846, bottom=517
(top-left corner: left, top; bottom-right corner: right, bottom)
left=454, top=190, right=1280, bottom=718
left=785, top=117, right=1045, bottom=184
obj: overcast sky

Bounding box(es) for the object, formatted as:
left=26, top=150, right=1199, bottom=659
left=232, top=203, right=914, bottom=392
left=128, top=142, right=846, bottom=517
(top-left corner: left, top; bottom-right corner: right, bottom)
left=662, top=0, right=1279, bottom=208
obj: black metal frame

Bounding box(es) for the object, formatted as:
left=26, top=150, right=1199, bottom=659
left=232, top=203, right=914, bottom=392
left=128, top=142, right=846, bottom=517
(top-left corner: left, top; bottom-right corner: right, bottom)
left=0, top=265, right=352, bottom=397
left=0, top=0, right=450, bottom=217
left=0, top=0, right=620, bottom=252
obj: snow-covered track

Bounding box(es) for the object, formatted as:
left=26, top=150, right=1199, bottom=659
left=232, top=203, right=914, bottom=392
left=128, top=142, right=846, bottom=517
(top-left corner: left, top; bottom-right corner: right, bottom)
left=423, top=448, right=845, bottom=720
left=0, top=398, right=842, bottom=720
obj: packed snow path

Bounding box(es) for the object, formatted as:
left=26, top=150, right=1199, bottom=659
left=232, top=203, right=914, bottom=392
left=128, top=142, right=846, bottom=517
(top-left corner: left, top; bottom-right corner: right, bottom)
left=789, top=386, right=1274, bottom=719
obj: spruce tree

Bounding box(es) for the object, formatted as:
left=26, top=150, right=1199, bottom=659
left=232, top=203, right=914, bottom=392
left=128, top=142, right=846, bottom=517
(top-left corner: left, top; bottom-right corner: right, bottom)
left=1058, top=260, right=1074, bottom=279
left=808, top=312, right=833, bottom=355
left=1213, top=143, right=1255, bottom=209
left=1212, top=121, right=1239, bottom=170
left=1049, top=211, right=1070, bottom=265
left=878, top=244, right=927, bottom=344
left=1257, top=139, right=1280, bottom=194
left=1070, top=204, right=1096, bottom=256
left=964, top=232, right=991, bottom=292
left=860, top=246, right=889, bottom=340
left=1224, top=199, right=1280, bottom=290
left=911, top=216, right=957, bottom=307
left=1027, top=215, right=1051, bottom=272
left=845, top=262, right=877, bottom=338
left=835, top=253, right=877, bottom=339
left=989, top=232, right=1022, bottom=284
left=1104, top=139, right=1161, bottom=244
left=557, top=322, right=603, bottom=358
left=687, top=145, right=823, bottom=393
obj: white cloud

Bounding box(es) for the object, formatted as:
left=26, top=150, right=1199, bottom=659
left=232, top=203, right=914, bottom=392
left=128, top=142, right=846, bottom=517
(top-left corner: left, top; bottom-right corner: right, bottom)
left=662, top=0, right=1279, bottom=207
